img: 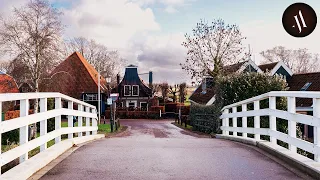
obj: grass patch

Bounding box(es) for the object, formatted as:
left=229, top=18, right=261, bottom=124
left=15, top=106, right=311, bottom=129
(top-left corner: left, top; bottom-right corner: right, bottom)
left=98, top=124, right=111, bottom=133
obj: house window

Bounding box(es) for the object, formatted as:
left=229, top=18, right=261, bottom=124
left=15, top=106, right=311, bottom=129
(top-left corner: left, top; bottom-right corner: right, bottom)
left=124, top=85, right=131, bottom=96
left=132, top=85, right=139, bottom=96
left=140, top=102, right=147, bottom=111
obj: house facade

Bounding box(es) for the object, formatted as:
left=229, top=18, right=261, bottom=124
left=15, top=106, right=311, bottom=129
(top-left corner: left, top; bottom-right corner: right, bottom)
left=112, top=65, right=153, bottom=110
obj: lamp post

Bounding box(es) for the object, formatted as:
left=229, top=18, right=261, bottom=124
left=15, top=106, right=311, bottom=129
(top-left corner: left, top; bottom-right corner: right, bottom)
left=105, top=76, right=113, bottom=132
left=98, top=65, right=101, bottom=124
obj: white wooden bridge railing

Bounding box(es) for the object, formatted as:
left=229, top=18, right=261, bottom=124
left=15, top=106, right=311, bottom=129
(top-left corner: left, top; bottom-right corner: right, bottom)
left=0, top=93, right=101, bottom=178
left=220, top=91, right=320, bottom=163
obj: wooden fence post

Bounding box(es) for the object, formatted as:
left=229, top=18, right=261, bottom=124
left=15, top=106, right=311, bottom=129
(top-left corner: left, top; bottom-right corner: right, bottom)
left=269, top=96, right=277, bottom=145
left=313, top=98, right=320, bottom=162
left=78, top=104, right=83, bottom=137
left=254, top=101, right=260, bottom=140
left=19, top=99, right=29, bottom=163
left=40, top=98, right=48, bottom=151
left=288, top=97, right=297, bottom=153
left=55, top=97, right=62, bottom=143
left=232, top=107, right=237, bottom=136
left=68, top=101, right=73, bottom=139
left=242, top=104, right=247, bottom=138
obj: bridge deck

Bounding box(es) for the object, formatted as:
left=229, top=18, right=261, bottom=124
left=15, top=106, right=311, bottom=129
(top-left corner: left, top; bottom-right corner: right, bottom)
left=40, top=120, right=302, bottom=180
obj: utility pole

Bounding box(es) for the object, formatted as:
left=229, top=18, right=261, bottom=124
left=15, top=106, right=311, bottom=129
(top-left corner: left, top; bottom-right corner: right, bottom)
left=98, top=65, right=101, bottom=124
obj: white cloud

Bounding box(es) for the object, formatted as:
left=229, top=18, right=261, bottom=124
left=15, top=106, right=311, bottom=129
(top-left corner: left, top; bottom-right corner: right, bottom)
left=62, top=0, right=160, bottom=49
left=164, top=6, right=178, bottom=13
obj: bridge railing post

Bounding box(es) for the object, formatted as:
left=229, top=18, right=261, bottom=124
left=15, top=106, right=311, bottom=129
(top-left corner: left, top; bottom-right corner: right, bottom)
left=232, top=107, right=237, bottom=136
left=222, top=109, right=228, bottom=135
left=68, top=101, right=74, bottom=139
left=288, top=97, right=297, bottom=153
left=269, top=96, right=277, bottom=145
left=19, top=99, right=29, bottom=163
left=78, top=104, right=83, bottom=137
left=242, top=104, right=247, bottom=138
left=313, top=98, right=320, bottom=162
left=0, top=101, right=2, bottom=174
left=40, top=98, right=48, bottom=152
left=86, top=106, right=90, bottom=136
left=254, top=100, right=260, bottom=140
left=92, top=108, right=98, bottom=135
left=55, top=97, right=62, bottom=143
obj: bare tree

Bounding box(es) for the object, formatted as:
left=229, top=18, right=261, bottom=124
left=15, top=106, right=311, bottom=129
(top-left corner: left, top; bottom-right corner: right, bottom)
left=0, top=60, right=10, bottom=73
left=160, top=82, right=169, bottom=105
left=181, top=19, right=250, bottom=81
left=64, top=37, right=125, bottom=81
left=179, top=83, right=187, bottom=103
left=260, top=46, right=320, bottom=73
left=0, top=0, right=64, bottom=94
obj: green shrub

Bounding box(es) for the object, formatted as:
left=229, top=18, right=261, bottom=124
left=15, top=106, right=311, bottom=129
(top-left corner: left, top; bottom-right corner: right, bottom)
left=191, top=72, right=288, bottom=135
left=2, top=129, right=19, bottom=145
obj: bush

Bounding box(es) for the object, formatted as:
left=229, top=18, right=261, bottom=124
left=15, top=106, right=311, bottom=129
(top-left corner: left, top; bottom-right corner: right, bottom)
left=191, top=72, right=288, bottom=134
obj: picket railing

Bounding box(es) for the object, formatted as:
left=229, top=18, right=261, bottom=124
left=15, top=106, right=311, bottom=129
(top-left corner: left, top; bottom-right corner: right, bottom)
left=220, top=91, right=320, bottom=163
left=0, top=93, right=100, bottom=178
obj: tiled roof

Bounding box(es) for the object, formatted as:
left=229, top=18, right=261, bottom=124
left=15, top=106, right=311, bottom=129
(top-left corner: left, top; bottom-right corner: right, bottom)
left=189, top=85, right=215, bottom=105
left=287, top=72, right=320, bottom=107
left=0, top=74, right=19, bottom=93
left=223, top=61, right=247, bottom=73
left=43, top=52, right=107, bottom=99
left=258, top=62, right=278, bottom=72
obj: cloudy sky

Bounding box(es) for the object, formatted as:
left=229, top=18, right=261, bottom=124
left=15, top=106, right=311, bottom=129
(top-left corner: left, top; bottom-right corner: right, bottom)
left=1, top=0, right=320, bottom=84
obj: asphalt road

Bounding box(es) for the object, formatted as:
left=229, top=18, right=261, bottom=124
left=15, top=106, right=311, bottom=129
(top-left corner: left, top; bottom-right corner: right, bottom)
left=41, top=120, right=302, bottom=180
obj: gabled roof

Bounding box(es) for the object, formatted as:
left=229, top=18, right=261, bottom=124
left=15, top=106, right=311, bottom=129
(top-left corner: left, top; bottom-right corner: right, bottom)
left=189, top=77, right=215, bottom=105
left=223, top=60, right=262, bottom=74
left=287, top=72, right=320, bottom=107
left=43, top=52, right=107, bottom=99
left=223, top=61, right=247, bottom=73
left=258, top=61, right=293, bottom=77
left=0, top=73, right=19, bottom=93
left=112, top=65, right=152, bottom=96
left=258, top=62, right=278, bottom=72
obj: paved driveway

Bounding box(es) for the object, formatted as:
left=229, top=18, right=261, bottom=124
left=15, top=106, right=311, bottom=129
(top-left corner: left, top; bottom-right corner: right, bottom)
left=41, top=120, right=302, bottom=180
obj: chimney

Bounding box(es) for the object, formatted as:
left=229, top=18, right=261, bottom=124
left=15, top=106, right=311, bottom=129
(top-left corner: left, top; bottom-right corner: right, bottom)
left=201, top=78, right=207, bottom=94
left=149, top=71, right=153, bottom=87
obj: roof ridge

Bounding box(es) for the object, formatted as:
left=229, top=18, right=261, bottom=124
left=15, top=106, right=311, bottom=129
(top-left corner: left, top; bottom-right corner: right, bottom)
left=73, top=52, right=107, bottom=90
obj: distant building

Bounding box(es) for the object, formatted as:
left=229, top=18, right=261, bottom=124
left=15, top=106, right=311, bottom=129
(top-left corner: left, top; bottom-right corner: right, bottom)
left=112, top=65, right=153, bottom=110
left=43, top=52, right=108, bottom=114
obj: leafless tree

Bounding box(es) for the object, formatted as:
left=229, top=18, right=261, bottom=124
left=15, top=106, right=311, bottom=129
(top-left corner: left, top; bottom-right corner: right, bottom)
left=64, top=37, right=126, bottom=82
left=160, top=82, right=169, bottom=105
left=0, top=0, right=64, bottom=94
left=181, top=19, right=250, bottom=81
left=260, top=46, right=320, bottom=73
left=179, top=83, right=187, bottom=103
left=0, top=60, right=10, bottom=73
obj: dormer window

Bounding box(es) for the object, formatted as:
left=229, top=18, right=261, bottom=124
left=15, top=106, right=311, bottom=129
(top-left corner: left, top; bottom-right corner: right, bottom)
left=124, top=85, right=131, bottom=96
left=132, top=85, right=139, bottom=96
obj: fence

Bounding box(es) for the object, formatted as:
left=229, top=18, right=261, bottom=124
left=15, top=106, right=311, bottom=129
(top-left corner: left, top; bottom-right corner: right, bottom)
left=219, top=91, right=320, bottom=163
left=0, top=93, right=101, bottom=179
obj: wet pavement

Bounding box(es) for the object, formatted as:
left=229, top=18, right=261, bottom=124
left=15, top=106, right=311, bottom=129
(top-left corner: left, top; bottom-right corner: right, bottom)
left=41, top=119, right=302, bottom=180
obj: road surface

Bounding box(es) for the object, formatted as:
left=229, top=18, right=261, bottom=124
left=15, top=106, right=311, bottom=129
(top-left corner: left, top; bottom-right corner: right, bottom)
left=41, top=119, right=302, bottom=180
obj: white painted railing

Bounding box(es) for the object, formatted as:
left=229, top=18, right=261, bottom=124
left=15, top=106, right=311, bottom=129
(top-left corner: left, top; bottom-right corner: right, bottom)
left=0, top=93, right=99, bottom=177
left=220, top=91, right=320, bottom=163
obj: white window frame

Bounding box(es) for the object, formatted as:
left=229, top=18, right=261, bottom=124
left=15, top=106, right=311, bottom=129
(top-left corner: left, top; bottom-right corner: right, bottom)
left=124, top=85, right=131, bottom=96
left=132, top=85, right=139, bottom=96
